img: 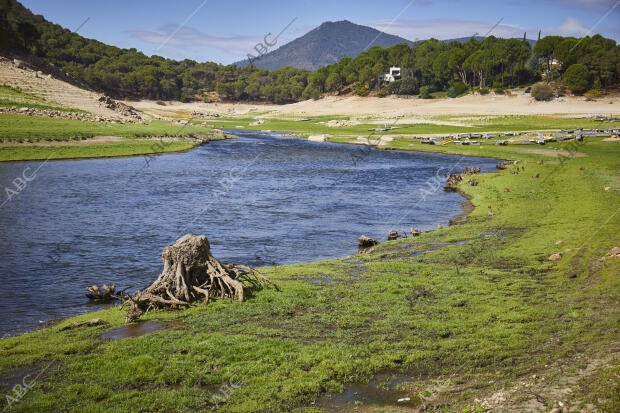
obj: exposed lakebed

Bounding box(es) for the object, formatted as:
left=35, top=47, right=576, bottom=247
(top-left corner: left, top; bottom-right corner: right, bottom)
left=0, top=130, right=499, bottom=336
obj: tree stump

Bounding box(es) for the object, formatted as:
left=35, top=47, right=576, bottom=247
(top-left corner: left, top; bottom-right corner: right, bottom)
left=124, top=234, right=277, bottom=323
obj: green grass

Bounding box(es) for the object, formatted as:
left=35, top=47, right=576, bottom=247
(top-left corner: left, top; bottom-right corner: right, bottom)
left=0, top=140, right=201, bottom=161
left=0, top=115, right=217, bottom=141
left=1, top=138, right=618, bottom=412
left=0, top=115, right=229, bottom=161
left=0, top=85, right=83, bottom=112
left=206, top=114, right=620, bottom=138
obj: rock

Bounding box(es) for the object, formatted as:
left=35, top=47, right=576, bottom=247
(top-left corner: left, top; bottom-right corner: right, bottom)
left=503, top=187, right=510, bottom=192
left=555, top=240, right=563, bottom=246
left=358, top=235, right=378, bottom=250
left=533, top=173, right=540, bottom=178
left=602, top=246, right=620, bottom=260
left=548, top=253, right=562, bottom=261
left=604, top=186, right=611, bottom=191
left=467, top=178, right=478, bottom=186
left=463, top=166, right=481, bottom=175
left=308, top=134, right=328, bottom=142
left=387, top=230, right=399, bottom=241
left=444, top=173, right=462, bottom=191
left=410, top=227, right=422, bottom=236
left=327, top=119, right=360, bottom=127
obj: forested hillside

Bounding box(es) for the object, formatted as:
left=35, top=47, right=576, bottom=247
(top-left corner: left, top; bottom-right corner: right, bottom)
left=1, top=0, right=618, bottom=103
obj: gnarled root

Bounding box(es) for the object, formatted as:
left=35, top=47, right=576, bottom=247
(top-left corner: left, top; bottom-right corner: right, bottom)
left=124, top=234, right=277, bottom=323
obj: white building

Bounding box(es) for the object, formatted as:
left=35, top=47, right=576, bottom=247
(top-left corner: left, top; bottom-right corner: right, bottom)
left=379, top=66, right=401, bottom=82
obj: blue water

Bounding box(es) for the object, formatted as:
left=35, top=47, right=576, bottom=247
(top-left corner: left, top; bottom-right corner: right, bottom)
left=0, top=131, right=498, bottom=336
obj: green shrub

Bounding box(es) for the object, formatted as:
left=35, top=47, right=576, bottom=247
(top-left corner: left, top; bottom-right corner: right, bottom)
left=392, top=78, right=420, bottom=95
left=419, top=86, right=433, bottom=99
left=531, top=83, right=554, bottom=101
left=564, top=64, right=591, bottom=95
left=447, top=81, right=468, bottom=98
left=494, top=88, right=505, bottom=95
left=585, top=78, right=603, bottom=98
left=353, top=82, right=368, bottom=96
left=479, top=88, right=490, bottom=95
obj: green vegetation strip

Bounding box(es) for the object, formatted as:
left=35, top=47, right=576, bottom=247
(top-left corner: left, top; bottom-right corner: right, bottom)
left=210, top=114, right=620, bottom=137
left=1, top=138, right=618, bottom=412
left=0, top=141, right=197, bottom=161
left=0, top=85, right=82, bottom=112
left=0, top=115, right=215, bottom=140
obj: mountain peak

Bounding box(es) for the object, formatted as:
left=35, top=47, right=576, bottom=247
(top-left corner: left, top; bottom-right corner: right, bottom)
left=236, top=20, right=412, bottom=71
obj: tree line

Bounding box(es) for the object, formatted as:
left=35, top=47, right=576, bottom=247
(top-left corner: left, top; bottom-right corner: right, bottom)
left=1, top=0, right=619, bottom=102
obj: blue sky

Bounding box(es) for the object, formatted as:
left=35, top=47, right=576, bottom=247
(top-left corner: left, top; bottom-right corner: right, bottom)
left=19, top=0, right=620, bottom=64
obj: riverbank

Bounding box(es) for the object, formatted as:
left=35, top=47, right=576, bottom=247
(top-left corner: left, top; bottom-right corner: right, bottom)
left=0, top=112, right=235, bottom=161
left=1, top=135, right=617, bottom=411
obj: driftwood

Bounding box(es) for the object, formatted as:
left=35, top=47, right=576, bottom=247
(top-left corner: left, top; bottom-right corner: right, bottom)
left=60, top=318, right=110, bottom=331
left=86, top=284, right=119, bottom=302
left=124, top=234, right=278, bottom=323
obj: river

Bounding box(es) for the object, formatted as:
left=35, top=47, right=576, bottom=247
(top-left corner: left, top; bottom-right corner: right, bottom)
left=0, top=130, right=499, bottom=337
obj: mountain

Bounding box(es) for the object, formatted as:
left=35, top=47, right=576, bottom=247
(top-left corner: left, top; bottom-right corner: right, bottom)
left=236, top=20, right=413, bottom=71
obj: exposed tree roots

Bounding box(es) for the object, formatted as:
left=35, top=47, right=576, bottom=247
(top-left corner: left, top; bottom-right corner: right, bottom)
left=124, top=234, right=278, bottom=323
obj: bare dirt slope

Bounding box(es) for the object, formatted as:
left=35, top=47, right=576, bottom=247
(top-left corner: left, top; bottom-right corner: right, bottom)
left=0, top=57, right=128, bottom=120
left=132, top=93, right=620, bottom=120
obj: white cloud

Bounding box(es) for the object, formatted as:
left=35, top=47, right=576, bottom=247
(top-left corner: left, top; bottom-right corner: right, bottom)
left=554, top=17, right=592, bottom=36
left=127, top=24, right=262, bottom=57
left=371, top=19, right=527, bottom=41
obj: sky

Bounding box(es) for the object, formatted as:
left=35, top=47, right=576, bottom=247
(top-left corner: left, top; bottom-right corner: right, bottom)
left=19, top=0, right=620, bottom=64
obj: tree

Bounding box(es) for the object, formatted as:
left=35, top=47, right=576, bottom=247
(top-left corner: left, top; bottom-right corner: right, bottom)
left=17, top=21, right=40, bottom=51
left=534, top=36, right=562, bottom=82
left=463, top=50, right=493, bottom=88
left=564, top=64, right=590, bottom=94
left=447, top=48, right=470, bottom=85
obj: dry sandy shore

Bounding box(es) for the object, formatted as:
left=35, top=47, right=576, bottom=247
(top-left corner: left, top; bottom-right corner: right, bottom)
left=129, top=93, right=620, bottom=120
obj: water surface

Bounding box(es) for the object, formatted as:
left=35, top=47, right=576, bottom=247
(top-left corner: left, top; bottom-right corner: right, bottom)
left=0, top=131, right=498, bottom=336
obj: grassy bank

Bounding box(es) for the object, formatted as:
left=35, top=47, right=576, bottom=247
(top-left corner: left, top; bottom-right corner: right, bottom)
left=206, top=114, right=620, bottom=138
left=0, top=137, right=618, bottom=412
left=0, top=115, right=216, bottom=141
left=0, top=140, right=201, bottom=161
left=0, top=115, right=229, bottom=161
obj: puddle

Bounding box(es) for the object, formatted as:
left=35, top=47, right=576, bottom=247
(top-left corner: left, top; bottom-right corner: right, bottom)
left=99, top=320, right=185, bottom=340
left=318, top=372, right=417, bottom=410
